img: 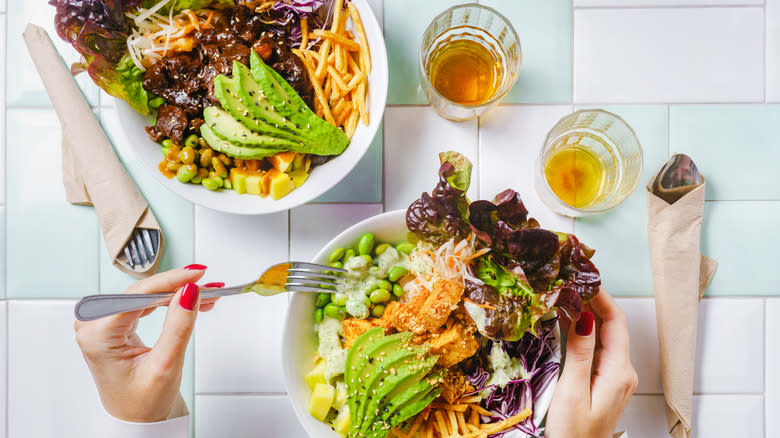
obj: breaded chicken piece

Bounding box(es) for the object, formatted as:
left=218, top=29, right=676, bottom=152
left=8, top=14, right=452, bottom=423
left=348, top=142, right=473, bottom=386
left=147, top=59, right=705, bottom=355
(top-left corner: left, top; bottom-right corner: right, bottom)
left=426, top=320, right=479, bottom=367
left=439, top=368, right=475, bottom=404
left=390, top=279, right=465, bottom=334
left=341, top=318, right=383, bottom=349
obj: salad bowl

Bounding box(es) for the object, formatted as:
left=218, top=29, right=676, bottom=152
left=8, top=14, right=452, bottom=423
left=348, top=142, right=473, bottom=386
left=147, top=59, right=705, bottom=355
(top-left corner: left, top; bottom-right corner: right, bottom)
left=282, top=209, right=562, bottom=438
left=112, top=0, right=388, bottom=215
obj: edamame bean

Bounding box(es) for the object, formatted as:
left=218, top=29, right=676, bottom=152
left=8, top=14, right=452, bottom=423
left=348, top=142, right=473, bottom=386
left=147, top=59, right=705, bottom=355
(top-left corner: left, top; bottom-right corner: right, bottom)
left=201, top=177, right=220, bottom=191
left=330, top=261, right=343, bottom=269
left=343, top=249, right=356, bottom=262
left=396, top=242, right=415, bottom=254
left=393, top=284, right=404, bottom=297
left=149, top=96, right=165, bottom=109
left=213, top=175, right=224, bottom=188
left=212, top=157, right=228, bottom=178
left=223, top=177, right=233, bottom=189
left=363, top=297, right=371, bottom=308
left=387, top=266, right=409, bottom=282
left=358, top=254, right=373, bottom=265
left=332, top=293, right=348, bottom=306
left=376, top=279, right=392, bottom=292
left=165, top=161, right=181, bottom=172
left=371, top=305, right=386, bottom=318
left=199, top=148, right=214, bottom=168
left=323, top=303, right=346, bottom=320
left=314, top=308, right=324, bottom=324
left=329, top=248, right=346, bottom=263
left=369, top=288, right=390, bottom=303
left=180, top=146, right=196, bottom=164
left=199, top=138, right=208, bottom=148
left=184, top=134, right=199, bottom=149
left=358, top=233, right=375, bottom=255
left=374, top=243, right=391, bottom=256
left=165, top=145, right=181, bottom=161
left=315, top=293, right=331, bottom=308
left=176, top=164, right=197, bottom=183
left=162, top=139, right=174, bottom=149
left=218, top=153, right=232, bottom=167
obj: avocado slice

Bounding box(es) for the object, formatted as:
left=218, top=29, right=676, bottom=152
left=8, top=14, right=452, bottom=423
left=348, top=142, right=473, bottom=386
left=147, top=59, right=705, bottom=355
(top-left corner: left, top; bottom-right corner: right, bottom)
left=351, top=333, right=413, bottom=433
left=358, top=355, right=439, bottom=437
left=345, top=327, right=384, bottom=426
left=203, top=106, right=298, bottom=149
left=249, top=52, right=350, bottom=156
left=200, top=124, right=280, bottom=160
left=378, top=371, right=444, bottom=432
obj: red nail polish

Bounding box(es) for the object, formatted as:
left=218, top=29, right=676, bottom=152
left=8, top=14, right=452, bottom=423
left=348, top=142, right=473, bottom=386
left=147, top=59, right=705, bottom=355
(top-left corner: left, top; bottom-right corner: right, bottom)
left=184, top=264, right=208, bottom=270
left=180, top=283, right=199, bottom=310
left=576, top=311, right=594, bottom=336
left=202, top=282, right=225, bottom=288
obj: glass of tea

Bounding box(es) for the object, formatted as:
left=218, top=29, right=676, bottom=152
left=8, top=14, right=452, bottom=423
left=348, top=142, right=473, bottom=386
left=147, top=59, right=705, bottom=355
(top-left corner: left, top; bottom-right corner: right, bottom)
left=419, top=4, right=522, bottom=121
left=535, top=109, right=644, bottom=217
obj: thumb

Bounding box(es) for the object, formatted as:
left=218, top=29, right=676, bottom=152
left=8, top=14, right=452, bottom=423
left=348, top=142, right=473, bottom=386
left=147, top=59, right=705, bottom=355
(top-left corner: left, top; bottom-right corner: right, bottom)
left=559, top=311, right=596, bottom=393
left=150, top=283, right=200, bottom=372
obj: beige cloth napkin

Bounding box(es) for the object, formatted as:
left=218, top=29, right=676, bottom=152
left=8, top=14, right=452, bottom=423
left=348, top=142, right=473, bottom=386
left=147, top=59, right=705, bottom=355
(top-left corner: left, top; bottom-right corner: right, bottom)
left=647, top=172, right=718, bottom=438
left=23, top=24, right=164, bottom=278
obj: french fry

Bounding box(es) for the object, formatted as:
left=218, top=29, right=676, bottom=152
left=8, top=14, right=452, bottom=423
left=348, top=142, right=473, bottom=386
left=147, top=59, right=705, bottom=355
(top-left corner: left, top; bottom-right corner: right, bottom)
left=345, top=109, right=359, bottom=138
left=447, top=410, right=459, bottom=435
left=434, top=411, right=449, bottom=436
left=293, top=48, right=336, bottom=126
left=391, top=428, right=406, bottom=438
left=469, top=404, right=493, bottom=417
left=327, top=65, right=349, bottom=91
left=348, top=2, right=371, bottom=72
left=336, top=44, right=345, bottom=73
left=356, top=81, right=368, bottom=124
left=331, top=0, right=343, bottom=32
left=430, top=403, right=469, bottom=412
left=468, top=409, right=480, bottom=426
left=300, top=17, right=308, bottom=49
left=457, top=396, right=482, bottom=404
left=456, top=411, right=468, bottom=435
left=408, top=415, right=425, bottom=438
left=315, top=39, right=331, bottom=79
left=311, top=29, right=361, bottom=51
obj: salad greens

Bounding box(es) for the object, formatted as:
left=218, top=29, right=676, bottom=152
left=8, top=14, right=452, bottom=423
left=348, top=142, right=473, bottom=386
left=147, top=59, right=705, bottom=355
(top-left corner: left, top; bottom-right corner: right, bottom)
left=406, top=151, right=601, bottom=341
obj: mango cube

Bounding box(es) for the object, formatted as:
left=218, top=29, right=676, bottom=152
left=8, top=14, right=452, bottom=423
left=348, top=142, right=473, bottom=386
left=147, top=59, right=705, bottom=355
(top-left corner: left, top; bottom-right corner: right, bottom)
left=305, top=361, right=327, bottom=390
left=332, top=406, right=350, bottom=436
left=309, top=383, right=334, bottom=422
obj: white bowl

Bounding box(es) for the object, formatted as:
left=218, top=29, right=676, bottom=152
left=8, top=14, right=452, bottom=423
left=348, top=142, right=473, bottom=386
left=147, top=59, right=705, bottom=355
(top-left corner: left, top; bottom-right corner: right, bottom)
left=112, top=0, right=387, bottom=215
left=283, top=210, right=561, bottom=438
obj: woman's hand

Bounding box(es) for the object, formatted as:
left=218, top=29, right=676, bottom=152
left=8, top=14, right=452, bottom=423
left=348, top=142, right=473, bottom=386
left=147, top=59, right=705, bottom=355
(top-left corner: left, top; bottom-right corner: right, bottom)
left=545, top=288, right=638, bottom=438
left=74, top=266, right=218, bottom=423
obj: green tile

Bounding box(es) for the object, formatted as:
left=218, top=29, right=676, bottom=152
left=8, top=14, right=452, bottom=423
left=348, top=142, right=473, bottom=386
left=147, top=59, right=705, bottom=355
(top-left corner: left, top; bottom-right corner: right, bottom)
left=702, top=201, right=780, bottom=296
left=385, top=0, right=464, bottom=104
left=7, top=0, right=99, bottom=106
left=135, top=308, right=195, bottom=432
left=98, top=109, right=194, bottom=292
left=315, top=125, right=383, bottom=203
left=575, top=106, right=669, bottom=296
left=670, top=105, right=780, bottom=201
left=6, top=109, right=99, bottom=297
left=481, top=0, right=572, bottom=103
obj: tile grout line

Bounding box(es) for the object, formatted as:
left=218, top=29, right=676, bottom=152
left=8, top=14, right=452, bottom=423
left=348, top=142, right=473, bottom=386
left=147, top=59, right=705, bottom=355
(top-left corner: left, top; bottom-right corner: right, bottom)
left=573, top=4, right=764, bottom=10
left=763, top=297, right=768, bottom=435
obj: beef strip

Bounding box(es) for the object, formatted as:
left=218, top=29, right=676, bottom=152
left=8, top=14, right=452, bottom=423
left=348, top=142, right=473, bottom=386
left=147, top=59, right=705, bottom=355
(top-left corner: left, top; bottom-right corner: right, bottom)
left=146, top=104, right=189, bottom=145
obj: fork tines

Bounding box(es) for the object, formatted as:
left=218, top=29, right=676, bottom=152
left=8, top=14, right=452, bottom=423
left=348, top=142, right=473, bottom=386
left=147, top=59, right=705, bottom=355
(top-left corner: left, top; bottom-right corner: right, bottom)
left=122, top=228, right=160, bottom=271
left=285, top=262, right=345, bottom=293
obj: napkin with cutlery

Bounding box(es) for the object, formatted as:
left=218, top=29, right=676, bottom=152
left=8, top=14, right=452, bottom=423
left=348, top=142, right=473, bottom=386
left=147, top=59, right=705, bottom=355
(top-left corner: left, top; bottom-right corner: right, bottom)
left=23, top=23, right=164, bottom=278
left=647, top=156, right=718, bottom=438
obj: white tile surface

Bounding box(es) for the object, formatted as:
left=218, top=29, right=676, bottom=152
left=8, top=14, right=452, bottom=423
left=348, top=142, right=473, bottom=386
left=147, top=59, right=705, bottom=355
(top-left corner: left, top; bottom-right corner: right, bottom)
left=767, top=299, right=780, bottom=438
left=615, top=298, right=662, bottom=394
left=0, top=14, right=5, bottom=205
left=768, top=0, right=780, bottom=102
left=383, top=107, right=479, bottom=211
left=694, top=299, right=764, bottom=393
left=0, top=302, right=6, bottom=438
left=615, top=395, right=669, bottom=438
left=477, top=105, right=574, bottom=234
left=576, top=0, right=761, bottom=5
left=573, top=8, right=764, bottom=103
left=290, top=203, right=384, bottom=261
left=194, top=208, right=289, bottom=394
left=693, top=395, right=764, bottom=437
left=196, top=395, right=307, bottom=437
left=8, top=300, right=105, bottom=437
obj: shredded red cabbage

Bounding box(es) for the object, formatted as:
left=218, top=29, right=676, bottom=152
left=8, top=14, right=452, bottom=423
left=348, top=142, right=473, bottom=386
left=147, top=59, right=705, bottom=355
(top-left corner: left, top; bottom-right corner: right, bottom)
left=269, top=0, right=339, bottom=48
left=466, top=318, right=560, bottom=438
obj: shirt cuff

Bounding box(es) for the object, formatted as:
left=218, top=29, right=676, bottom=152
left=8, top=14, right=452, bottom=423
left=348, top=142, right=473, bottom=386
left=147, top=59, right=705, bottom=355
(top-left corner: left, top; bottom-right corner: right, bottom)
left=101, top=409, right=190, bottom=438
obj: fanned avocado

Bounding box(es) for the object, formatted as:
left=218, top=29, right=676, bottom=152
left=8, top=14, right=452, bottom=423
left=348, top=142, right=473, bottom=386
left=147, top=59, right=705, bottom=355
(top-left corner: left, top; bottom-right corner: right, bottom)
left=213, top=72, right=305, bottom=143
left=204, top=106, right=298, bottom=149
left=351, top=333, right=413, bottom=433
left=373, top=372, right=444, bottom=437
left=200, top=124, right=279, bottom=160
left=359, top=355, right=439, bottom=437
left=346, top=328, right=384, bottom=427
left=249, top=51, right=350, bottom=156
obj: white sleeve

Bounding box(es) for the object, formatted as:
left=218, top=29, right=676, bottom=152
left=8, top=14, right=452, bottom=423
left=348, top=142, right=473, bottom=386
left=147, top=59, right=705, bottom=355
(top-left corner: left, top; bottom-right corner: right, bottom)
left=101, top=410, right=190, bottom=438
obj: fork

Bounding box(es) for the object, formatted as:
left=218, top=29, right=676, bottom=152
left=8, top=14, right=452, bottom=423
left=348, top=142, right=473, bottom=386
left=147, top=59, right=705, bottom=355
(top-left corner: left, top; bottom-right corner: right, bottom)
left=74, top=262, right=345, bottom=321
left=121, top=228, right=160, bottom=271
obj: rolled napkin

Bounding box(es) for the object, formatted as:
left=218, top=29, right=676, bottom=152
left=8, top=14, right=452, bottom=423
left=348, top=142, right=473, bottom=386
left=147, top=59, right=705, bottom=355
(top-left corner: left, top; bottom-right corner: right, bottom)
left=646, top=155, right=718, bottom=438
left=23, top=23, right=164, bottom=278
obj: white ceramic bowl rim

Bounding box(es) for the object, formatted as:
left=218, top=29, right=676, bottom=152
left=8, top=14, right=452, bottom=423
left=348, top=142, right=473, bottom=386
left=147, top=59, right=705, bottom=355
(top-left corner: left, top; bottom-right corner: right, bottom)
left=111, top=0, right=388, bottom=215
left=282, top=210, right=561, bottom=438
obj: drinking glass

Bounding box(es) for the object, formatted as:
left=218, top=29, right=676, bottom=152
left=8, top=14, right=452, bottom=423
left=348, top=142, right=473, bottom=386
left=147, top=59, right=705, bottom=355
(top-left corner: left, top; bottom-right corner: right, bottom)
left=419, top=4, right=522, bottom=121
left=535, top=109, right=644, bottom=217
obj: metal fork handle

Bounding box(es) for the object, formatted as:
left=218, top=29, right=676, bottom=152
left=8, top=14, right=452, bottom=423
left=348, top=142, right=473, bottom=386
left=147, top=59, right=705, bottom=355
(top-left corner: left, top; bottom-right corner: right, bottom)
left=74, top=286, right=247, bottom=322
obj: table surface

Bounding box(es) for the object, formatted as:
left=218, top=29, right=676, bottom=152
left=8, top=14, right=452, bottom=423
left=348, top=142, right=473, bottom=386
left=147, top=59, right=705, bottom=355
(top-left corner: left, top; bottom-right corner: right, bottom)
left=0, top=0, right=778, bottom=437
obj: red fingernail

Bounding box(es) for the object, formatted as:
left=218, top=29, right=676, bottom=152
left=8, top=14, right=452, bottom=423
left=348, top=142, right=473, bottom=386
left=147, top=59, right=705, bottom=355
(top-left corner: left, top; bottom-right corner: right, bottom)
left=576, top=311, right=594, bottom=336
left=202, top=282, right=225, bottom=288
left=184, top=264, right=208, bottom=270
left=180, top=283, right=199, bottom=310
